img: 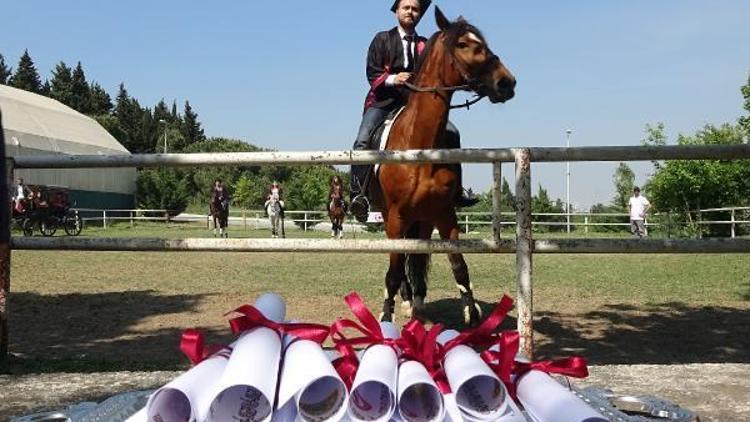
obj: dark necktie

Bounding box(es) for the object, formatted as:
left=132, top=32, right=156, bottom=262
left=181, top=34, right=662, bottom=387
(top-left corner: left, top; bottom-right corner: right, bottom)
left=404, top=35, right=415, bottom=71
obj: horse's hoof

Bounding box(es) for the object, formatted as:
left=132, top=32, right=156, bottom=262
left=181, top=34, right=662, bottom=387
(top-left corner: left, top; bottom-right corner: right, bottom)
left=463, top=302, right=482, bottom=326
left=400, top=301, right=413, bottom=318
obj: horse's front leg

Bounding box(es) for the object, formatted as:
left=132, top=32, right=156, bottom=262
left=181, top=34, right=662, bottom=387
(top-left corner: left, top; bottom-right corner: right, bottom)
left=436, top=212, right=482, bottom=326
left=381, top=212, right=408, bottom=322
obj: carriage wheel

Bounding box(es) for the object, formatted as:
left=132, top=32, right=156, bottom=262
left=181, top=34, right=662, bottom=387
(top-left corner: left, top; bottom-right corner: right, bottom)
left=64, top=213, right=83, bottom=236
left=40, top=220, right=57, bottom=237
left=22, top=219, right=34, bottom=236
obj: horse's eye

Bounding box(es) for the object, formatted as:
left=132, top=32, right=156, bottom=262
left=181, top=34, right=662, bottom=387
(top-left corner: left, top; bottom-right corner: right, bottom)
left=457, top=42, right=469, bottom=49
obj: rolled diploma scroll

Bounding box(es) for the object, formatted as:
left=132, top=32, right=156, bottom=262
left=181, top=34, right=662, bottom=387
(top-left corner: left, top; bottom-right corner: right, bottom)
left=277, top=337, right=349, bottom=422
left=515, top=370, right=607, bottom=422
left=396, top=360, right=445, bottom=422
left=346, top=321, right=400, bottom=422
left=204, top=292, right=287, bottom=422
left=436, top=329, right=509, bottom=421
left=146, top=349, right=231, bottom=422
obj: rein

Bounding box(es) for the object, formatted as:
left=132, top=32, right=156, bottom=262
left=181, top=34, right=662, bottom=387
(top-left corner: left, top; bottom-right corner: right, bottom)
left=404, top=81, right=485, bottom=110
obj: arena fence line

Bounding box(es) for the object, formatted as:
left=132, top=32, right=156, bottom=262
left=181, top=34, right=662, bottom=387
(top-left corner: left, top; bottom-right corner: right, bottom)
left=2, top=143, right=750, bottom=360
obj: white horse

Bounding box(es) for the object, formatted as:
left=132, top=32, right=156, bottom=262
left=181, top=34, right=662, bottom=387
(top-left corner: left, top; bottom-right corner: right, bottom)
left=265, top=195, right=284, bottom=238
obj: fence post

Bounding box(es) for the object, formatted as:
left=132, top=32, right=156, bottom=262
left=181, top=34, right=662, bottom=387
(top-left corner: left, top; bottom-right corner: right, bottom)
left=103, top=210, right=107, bottom=230
left=515, top=149, right=534, bottom=360
left=731, top=208, right=736, bottom=239
left=465, top=215, right=469, bottom=234
left=304, top=212, right=308, bottom=232
left=0, top=155, right=13, bottom=361
left=255, top=212, right=259, bottom=230
left=667, top=212, right=672, bottom=239
left=491, top=161, right=502, bottom=245
left=584, top=216, right=589, bottom=234
left=243, top=209, right=247, bottom=231
left=130, top=211, right=134, bottom=228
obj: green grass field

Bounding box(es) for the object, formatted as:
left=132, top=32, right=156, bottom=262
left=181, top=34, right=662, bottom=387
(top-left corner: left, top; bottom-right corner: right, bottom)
left=3, top=222, right=749, bottom=373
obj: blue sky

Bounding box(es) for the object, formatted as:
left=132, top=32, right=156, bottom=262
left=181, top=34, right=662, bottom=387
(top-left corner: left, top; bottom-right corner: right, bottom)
left=1, top=1, right=748, bottom=208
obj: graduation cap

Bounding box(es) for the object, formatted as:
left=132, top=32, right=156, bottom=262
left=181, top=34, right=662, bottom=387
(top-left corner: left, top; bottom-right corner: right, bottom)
left=390, top=0, right=432, bottom=14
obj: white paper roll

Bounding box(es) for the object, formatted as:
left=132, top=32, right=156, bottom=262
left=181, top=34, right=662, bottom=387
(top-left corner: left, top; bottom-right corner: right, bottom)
left=516, top=370, right=607, bottom=422
left=346, top=322, right=400, bottom=422
left=205, top=327, right=281, bottom=422
left=146, top=352, right=230, bottom=422
left=396, top=360, right=445, bottom=422
left=277, top=339, right=349, bottom=422
left=254, top=292, right=287, bottom=323
left=437, top=329, right=509, bottom=421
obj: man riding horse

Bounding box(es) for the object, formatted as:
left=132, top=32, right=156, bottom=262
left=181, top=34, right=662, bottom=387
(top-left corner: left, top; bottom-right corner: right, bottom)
left=210, top=179, right=230, bottom=237
left=349, top=0, right=478, bottom=223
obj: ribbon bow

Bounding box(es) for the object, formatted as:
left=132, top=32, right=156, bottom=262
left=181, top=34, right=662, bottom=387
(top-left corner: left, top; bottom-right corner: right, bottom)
left=480, top=330, right=589, bottom=399
left=330, top=292, right=399, bottom=388
left=398, top=320, right=450, bottom=392
left=179, top=328, right=231, bottom=365
left=228, top=304, right=330, bottom=344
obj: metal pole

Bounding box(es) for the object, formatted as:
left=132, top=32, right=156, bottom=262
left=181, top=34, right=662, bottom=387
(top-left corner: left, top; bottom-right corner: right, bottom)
left=584, top=216, right=589, bottom=234
left=103, top=210, right=107, bottom=230
left=243, top=209, right=247, bottom=231
left=0, top=114, right=11, bottom=361
left=304, top=212, right=308, bottom=232
left=515, top=148, right=534, bottom=359
left=731, top=208, right=736, bottom=239
left=565, top=129, right=572, bottom=234
left=465, top=215, right=469, bottom=234
left=491, top=162, right=502, bottom=246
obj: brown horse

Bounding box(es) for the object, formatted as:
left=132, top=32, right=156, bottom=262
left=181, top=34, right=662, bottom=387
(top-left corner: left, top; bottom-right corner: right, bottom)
left=329, top=196, right=347, bottom=238
left=378, top=8, right=516, bottom=324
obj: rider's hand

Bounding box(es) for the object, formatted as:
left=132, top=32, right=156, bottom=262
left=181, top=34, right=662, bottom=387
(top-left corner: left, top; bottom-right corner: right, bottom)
left=393, top=72, right=413, bottom=86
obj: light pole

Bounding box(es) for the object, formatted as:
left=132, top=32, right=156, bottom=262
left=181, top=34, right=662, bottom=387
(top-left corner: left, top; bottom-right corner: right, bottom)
left=565, top=129, right=573, bottom=233
left=159, top=119, right=168, bottom=153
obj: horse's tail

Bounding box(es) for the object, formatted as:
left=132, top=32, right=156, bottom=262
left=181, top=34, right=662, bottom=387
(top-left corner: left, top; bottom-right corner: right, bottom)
left=405, top=223, right=431, bottom=299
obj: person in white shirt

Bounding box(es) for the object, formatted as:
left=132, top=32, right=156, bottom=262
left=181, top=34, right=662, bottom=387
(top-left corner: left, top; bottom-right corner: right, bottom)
left=628, top=186, right=651, bottom=238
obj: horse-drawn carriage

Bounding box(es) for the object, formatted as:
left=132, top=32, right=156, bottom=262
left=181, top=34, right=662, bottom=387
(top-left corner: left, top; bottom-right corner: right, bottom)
left=11, top=185, right=83, bottom=236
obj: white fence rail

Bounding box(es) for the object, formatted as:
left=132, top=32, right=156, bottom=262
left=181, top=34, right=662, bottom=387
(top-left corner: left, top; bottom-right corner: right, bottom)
left=3, top=144, right=750, bottom=360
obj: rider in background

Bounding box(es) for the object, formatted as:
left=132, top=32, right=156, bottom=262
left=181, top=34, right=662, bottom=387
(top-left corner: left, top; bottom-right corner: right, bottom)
left=349, top=0, right=478, bottom=223
left=265, top=181, right=285, bottom=213
left=329, top=175, right=347, bottom=213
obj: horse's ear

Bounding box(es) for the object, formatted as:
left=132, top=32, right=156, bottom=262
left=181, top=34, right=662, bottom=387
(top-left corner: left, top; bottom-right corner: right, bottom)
left=435, top=6, right=451, bottom=31
left=456, top=15, right=467, bottom=23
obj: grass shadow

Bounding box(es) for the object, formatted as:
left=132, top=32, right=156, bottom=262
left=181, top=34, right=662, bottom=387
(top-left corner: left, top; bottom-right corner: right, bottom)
left=2, top=290, right=222, bottom=374
left=535, top=302, right=750, bottom=364
left=418, top=297, right=517, bottom=332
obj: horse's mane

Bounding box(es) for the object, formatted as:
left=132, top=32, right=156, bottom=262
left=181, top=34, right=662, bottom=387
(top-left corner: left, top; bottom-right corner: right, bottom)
left=414, top=18, right=486, bottom=79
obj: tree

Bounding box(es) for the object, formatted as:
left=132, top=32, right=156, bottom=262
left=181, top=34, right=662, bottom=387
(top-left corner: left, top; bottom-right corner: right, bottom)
left=740, top=72, right=750, bottom=139
left=645, top=123, right=750, bottom=236
left=532, top=184, right=565, bottom=232
left=49, top=61, right=73, bottom=105
left=285, top=166, right=337, bottom=211
left=136, top=169, right=191, bottom=216
left=641, top=122, right=667, bottom=170
left=9, top=50, right=42, bottom=93
left=89, top=82, right=113, bottom=115
left=0, top=54, right=12, bottom=84
left=612, top=163, right=635, bottom=210
left=181, top=101, right=205, bottom=146
left=70, top=62, right=91, bottom=113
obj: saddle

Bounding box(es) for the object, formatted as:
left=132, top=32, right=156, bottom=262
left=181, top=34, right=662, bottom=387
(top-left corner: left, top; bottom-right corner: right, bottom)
left=359, top=107, right=405, bottom=213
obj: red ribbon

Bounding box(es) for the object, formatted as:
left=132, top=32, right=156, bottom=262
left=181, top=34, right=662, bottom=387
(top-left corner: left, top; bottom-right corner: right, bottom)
left=179, top=328, right=231, bottom=365
left=227, top=304, right=330, bottom=344
left=480, top=330, right=589, bottom=399
left=443, top=295, right=514, bottom=352
left=398, top=319, right=450, bottom=392
left=330, top=292, right=399, bottom=388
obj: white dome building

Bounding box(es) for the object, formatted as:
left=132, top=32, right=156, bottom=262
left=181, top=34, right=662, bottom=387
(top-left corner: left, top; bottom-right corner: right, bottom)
left=1, top=84, right=136, bottom=209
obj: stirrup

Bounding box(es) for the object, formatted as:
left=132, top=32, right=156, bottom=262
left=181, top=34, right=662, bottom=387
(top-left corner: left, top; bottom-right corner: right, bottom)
left=350, top=195, right=370, bottom=223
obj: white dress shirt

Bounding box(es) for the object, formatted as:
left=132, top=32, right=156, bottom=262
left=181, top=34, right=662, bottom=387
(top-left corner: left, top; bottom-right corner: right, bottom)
left=385, top=26, right=418, bottom=87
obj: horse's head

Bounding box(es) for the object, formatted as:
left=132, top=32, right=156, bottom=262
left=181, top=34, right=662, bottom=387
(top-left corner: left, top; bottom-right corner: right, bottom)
left=434, top=7, right=516, bottom=104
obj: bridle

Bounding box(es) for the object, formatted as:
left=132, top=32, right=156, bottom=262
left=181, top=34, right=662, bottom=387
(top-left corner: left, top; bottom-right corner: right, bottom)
left=403, top=31, right=496, bottom=110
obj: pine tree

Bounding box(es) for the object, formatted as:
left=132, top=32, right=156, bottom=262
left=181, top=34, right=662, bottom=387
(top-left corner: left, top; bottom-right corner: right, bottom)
left=154, top=99, right=170, bottom=123
left=171, top=100, right=178, bottom=119
left=9, top=50, right=42, bottom=93
left=114, top=83, right=135, bottom=150
left=0, top=54, right=11, bottom=84
left=50, top=61, right=73, bottom=105
left=40, top=80, right=51, bottom=96
left=181, top=100, right=205, bottom=145
left=70, top=62, right=91, bottom=114
left=89, top=82, right=113, bottom=115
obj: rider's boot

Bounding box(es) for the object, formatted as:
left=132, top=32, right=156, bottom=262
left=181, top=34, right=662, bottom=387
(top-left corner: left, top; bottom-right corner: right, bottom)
left=349, top=165, right=371, bottom=224
left=444, top=128, right=480, bottom=208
